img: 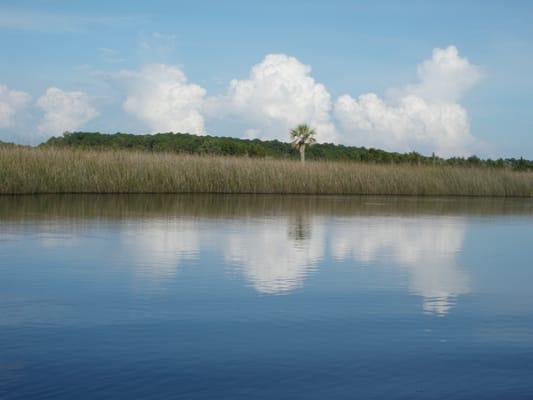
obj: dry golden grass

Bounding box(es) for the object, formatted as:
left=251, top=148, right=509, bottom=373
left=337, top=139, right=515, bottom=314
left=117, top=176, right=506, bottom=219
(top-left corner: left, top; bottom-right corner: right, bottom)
left=1, top=147, right=532, bottom=196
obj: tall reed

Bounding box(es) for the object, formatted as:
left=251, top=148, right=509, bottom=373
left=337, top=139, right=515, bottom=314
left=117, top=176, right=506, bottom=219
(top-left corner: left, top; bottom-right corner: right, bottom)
left=1, top=147, right=532, bottom=196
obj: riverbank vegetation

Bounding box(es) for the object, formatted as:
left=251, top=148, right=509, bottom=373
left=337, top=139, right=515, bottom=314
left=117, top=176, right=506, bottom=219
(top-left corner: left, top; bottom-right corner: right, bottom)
left=1, top=146, right=532, bottom=196
left=0, top=140, right=16, bottom=147
left=43, top=132, right=533, bottom=171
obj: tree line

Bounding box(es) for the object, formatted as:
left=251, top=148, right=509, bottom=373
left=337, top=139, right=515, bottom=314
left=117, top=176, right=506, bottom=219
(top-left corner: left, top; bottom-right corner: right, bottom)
left=40, top=131, right=533, bottom=171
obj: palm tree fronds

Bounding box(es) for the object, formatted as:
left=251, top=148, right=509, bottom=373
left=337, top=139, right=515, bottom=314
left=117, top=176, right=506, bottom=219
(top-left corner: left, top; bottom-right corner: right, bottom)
left=289, top=124, right=317, bottom=162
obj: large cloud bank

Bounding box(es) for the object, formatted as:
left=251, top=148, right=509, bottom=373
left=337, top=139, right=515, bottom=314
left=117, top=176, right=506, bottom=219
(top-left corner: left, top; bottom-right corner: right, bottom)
left=335, top=46, right=481, bottom=156
left=0, top=46, right=481, bottom=155
left=208, top=54, right=338, bottom=142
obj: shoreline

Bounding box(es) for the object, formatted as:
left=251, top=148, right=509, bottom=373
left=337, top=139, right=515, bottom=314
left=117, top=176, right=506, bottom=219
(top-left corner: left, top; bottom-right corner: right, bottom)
left=2, top=193, right=532, bottom=222
left=2, top=192, right=533, bottom=198
left=1, top=147, right=532, bottom=197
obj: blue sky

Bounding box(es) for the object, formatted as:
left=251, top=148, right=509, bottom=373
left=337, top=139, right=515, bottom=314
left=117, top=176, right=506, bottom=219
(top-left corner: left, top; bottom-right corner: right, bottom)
left=1, top=0, right=532, bottom=158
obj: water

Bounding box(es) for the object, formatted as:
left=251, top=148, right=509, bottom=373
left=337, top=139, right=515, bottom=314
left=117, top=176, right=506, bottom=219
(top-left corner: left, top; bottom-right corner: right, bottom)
left=1, top=195, right=533, bottom=399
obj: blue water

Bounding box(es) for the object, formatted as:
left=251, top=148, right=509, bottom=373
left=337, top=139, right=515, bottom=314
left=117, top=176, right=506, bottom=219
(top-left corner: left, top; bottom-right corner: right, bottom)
left=1, top=195, right=533, bottom=399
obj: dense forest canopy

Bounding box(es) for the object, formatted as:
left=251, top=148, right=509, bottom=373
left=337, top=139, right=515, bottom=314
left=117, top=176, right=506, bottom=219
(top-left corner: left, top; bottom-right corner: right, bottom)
left=0, top=140, right=16, bottom=147
left=41, top=131, right=533, bottom=170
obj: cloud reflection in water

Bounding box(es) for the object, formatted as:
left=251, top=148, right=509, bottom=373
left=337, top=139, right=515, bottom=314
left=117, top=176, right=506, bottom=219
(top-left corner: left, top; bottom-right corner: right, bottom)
left=224, top=216, right=325, bottom=294
left=330, top=216, right=468, bottom=315
left=123, top=219, right=200, bottom=281
left=122, top=213, right=468, bottom=314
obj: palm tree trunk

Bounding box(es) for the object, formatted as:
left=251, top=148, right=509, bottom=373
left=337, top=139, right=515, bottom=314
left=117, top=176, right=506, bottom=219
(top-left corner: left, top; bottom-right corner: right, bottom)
left=300, top=146, right=305, bottom=163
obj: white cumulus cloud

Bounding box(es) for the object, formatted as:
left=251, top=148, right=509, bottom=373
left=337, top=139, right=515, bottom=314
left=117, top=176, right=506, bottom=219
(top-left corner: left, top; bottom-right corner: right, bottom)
left=37, top=87, right=98, bottom=136
left=334, top=46, right=481, bottom=156
left=0, top=83, right=32, bottom=129
left=208, top=54, right=338, bottom=142
left=119, top=64, right=207, bottom=134
left=402, top=46, right=482, bottom=102
left=335, top=93, right=472, bottom=156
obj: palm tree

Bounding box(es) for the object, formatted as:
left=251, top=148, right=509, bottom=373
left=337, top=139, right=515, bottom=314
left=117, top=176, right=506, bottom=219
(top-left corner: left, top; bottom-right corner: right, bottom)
left=290, top=124, right=316, bottom=163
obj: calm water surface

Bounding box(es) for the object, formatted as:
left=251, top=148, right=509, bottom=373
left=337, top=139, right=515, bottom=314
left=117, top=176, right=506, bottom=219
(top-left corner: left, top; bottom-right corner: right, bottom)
left=1, top=195, right=533, bottom=399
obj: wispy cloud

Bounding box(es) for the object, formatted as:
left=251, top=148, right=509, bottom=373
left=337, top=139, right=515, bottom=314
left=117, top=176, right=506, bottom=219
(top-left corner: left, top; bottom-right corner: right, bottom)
left=99, top=48, right=124, bottom=64
left=138, top=32, right=177, bottom=62
left=0, top=8, right=134, bottom=32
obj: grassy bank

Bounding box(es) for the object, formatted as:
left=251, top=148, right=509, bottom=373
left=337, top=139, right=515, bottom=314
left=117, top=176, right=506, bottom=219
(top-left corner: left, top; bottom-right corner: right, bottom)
left=1, top=147, right=532, bottom=196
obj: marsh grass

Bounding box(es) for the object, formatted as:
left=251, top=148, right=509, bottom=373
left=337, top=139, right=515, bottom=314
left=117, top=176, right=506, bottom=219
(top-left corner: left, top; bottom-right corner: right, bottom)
left=1, top=147, right=532, bottom=196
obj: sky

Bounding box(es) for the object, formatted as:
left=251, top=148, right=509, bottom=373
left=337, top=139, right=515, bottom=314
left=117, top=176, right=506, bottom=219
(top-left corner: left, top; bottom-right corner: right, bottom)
left=0, top=0, right=532, bottom=158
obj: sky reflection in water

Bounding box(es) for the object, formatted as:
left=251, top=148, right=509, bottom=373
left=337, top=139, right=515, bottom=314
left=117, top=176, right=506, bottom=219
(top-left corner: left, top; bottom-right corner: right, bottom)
left=1, top=195, right=533, bottom=399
